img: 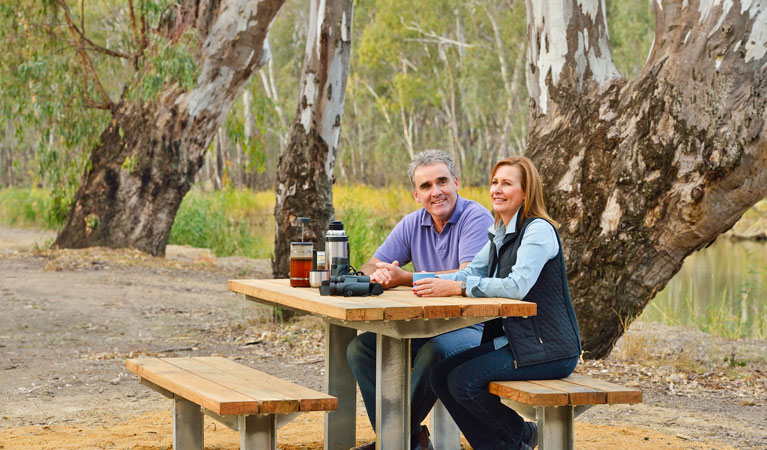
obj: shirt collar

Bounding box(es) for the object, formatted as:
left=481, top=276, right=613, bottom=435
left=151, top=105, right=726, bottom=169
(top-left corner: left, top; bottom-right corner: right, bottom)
left=421, top=195, right=466, bottom=227
left=487, top=207, right=521, bottom=236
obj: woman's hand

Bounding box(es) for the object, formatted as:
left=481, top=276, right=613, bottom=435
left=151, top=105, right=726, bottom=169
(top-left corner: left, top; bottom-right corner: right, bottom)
left=412, top=278, right=462, bottom=297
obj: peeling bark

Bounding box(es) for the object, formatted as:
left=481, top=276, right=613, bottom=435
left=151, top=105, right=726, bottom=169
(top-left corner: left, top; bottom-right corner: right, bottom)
left=526, top=0, right=767, bottom=358
left=273, top=0, right=354, bottom=277
left=55, top=0, right=285, bottom=255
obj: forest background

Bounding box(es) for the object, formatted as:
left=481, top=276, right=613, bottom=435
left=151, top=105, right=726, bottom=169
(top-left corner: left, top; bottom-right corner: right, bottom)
left=1, top=0, right=766, bottom=320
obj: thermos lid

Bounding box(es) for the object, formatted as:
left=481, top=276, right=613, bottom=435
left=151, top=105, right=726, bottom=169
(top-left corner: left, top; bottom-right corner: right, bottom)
left=328, top=221, right=344, bottom=230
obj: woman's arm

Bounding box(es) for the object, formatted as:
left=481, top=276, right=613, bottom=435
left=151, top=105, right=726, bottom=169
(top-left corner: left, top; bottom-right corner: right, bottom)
left=414, top=220, right=558, bottom=299
left=411, top=240, right=491, bottom=296
left=469, top=219, right=558, bottom=298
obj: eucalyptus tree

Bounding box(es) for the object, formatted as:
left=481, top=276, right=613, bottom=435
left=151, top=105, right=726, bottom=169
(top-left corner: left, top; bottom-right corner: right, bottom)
left=529, top=0, right=767, bottom=358
left=7, top=0, right=286, bottom=255
left=272, top=0, right=354, bottom=277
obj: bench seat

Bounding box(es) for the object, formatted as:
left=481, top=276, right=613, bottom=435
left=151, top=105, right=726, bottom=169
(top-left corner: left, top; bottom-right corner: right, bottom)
left=126, top=356, right=337, bottom=450
left=489, top=374, right=642, bottom=450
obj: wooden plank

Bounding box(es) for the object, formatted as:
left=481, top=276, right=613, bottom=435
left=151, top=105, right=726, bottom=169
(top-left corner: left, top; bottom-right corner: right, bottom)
left=126, top=358, right=259, bottom=415
left=194, top=357, right=337, bottom=412
left=163, top=357, right=298, bottom=415
left=564, top=374, right=642, bottom=404
left=526, top=378, right=606, bottom=405
left=499, top=299, right=537, bottom=317
left=488, top=380, right=569, bottom=406
left=458, top=298, right=502, bottom=317
left=228, top=279, right=382, bottom=321
left=228, top=278, right=538, bottom=321
left=373, top=292, right=461, bottom=319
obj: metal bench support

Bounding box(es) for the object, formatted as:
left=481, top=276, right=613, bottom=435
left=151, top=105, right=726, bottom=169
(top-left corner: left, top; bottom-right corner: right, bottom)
left=537, top=405, right=574, bottom=450
left=500, top=399, right=594, bottom=450
left=240, top=414, right=277, bottom=450
left=173, top=395, right=203, bottom=450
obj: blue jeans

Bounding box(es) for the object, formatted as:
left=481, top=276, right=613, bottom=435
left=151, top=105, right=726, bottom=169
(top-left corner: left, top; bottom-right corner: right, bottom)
left=429, top=341, right=578, bottom=450
left=346, top=325, right=483, bottom=432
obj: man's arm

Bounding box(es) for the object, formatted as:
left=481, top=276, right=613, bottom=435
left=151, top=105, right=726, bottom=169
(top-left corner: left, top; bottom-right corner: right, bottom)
left=359, top=256, right=382, bottom=275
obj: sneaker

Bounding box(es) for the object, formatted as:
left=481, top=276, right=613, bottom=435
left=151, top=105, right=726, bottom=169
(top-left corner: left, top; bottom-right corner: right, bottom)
left=522, top=421, right=538, bottom=449
left=350, top=441, right=375, bottom=450
left=412, top=425, right=434, bottom=450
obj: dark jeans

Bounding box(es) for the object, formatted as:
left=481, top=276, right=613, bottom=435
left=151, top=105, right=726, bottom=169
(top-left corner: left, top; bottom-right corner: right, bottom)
left=429, top=341, right=578, bottom=450
left=345, top=325, right=483, bottom=432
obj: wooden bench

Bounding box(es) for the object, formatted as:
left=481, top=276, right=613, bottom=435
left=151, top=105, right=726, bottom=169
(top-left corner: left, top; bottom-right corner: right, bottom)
left=489, top=374, right=642, bottom=450
left=126, top=356, right=337, bottom=450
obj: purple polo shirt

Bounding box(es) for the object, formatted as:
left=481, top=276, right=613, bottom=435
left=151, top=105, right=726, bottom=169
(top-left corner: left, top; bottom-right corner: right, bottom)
left=373, top=195, right=494, bottom=272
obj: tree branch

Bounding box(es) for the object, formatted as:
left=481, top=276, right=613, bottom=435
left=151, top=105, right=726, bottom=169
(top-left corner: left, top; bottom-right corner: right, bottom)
left=127, top=0, right=143, bottom=57
left=56, top=0, right=115, bottom=109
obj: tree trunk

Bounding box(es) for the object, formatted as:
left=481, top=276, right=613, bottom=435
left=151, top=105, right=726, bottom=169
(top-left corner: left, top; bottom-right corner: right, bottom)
left=273, top=0, right=354, bottom=277
left=526, top=0, right=767, bottom=358
left=54, top=0, right=285, bottom=255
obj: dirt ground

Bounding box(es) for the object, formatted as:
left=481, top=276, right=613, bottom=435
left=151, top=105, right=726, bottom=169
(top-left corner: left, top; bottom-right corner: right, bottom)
left=0, top=225, right=766, bottom=450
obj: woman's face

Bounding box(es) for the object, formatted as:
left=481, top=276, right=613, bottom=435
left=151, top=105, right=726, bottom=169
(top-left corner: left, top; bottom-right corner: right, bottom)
left=490, top=164, right=525, bottom=225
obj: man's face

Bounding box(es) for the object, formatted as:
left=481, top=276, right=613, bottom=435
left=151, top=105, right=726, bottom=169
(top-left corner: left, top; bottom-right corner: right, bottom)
left=412, top=163, right=460, bottom=224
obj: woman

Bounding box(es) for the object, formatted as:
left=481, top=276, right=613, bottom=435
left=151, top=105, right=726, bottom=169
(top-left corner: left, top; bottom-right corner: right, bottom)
left=412, top=156, right=581, bottom=450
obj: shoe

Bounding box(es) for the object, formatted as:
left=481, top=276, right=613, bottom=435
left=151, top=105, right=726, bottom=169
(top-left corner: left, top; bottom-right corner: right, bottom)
left=350, top=441, right=375, bottom=450
left=522, top=421, right=538, bottom=449
left=412, top=425, right=434, bottom=450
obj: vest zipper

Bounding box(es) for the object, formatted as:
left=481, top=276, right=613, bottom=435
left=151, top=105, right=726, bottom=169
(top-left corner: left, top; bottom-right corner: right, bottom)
left=539, top=337, right=543, bottom=344
left=514, top=360, right=518, bottom=369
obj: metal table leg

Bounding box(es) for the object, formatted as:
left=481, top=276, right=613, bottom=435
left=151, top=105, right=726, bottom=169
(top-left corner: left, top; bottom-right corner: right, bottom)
left=325, top=322, right=358, bottom=450
left=376, top=333, right=411, bottom=450
left=173, top=395, right=203, bottom=450
left=431, top=400, right=461, bottom=450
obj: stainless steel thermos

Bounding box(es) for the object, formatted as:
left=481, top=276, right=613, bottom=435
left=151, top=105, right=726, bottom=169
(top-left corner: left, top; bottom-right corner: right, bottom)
left=325, top=221, right=349, bottom=268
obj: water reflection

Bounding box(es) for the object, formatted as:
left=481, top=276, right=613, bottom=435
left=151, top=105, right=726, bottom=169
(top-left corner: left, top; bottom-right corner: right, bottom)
left=642, top=238, right=767, bottom=339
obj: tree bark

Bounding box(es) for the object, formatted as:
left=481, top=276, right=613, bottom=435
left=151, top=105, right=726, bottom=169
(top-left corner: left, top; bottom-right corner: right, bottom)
left=526, top=0, right=767, bottom=358
left=273, top=0, right=354, bottom=277
left=54, top=0, right=285, bottom=255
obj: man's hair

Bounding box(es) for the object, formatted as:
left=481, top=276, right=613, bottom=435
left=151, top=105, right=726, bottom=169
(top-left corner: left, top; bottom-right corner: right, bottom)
left=406, top=150, right=457, bottom=189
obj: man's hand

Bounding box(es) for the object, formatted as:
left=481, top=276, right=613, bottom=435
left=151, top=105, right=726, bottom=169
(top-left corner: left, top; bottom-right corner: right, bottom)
left=369, top=260, right=412, bottom=289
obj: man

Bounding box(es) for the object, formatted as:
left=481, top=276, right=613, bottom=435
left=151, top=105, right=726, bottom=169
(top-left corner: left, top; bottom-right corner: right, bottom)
left=347, top=150, right=494, bottom=450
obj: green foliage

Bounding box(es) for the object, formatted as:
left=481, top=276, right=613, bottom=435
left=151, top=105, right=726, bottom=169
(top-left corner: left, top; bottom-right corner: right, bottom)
left=1, top=0, right=203, bottom=221
left=606, top=0, right=655, bottom=78
left=169, top=188, right=275, bottom=259
left=0, top=187, right=62, bottom=229
left=128, top=30, right=201, bottom=101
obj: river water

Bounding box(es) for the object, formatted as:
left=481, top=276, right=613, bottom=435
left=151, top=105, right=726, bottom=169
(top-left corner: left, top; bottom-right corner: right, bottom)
left=642, top=238, right=767, bottom=339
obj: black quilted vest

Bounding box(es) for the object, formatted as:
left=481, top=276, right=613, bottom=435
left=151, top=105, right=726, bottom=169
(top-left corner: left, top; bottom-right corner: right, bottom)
left=481, top=217, right=582, bottom=367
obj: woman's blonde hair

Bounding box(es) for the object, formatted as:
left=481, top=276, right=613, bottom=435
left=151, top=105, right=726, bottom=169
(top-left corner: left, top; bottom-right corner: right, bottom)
left=490, top=156, right=558, bottom=228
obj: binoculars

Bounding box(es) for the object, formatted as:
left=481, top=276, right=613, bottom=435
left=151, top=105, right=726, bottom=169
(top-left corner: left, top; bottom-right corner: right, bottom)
left=319, top=274, right=384, bottom=297
left=318, top=257, right=383, bottom=297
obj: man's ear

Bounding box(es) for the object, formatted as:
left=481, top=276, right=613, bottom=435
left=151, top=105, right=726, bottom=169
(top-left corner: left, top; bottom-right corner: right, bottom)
left=454, top=177, right=460, bottom=190
left=412, top=190, right=419, bottom=202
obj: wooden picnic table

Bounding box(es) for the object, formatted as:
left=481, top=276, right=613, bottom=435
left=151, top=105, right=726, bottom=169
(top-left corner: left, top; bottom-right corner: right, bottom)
left=228, top=278, right=537, bottom=450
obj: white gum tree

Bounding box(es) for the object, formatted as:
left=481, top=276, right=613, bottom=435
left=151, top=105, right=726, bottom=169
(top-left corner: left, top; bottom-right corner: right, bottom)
left=273, top=0, right=354, bottom=277
left=526, top=0, right=767, bottom=357
left=55, top=0, right=286, bottom=255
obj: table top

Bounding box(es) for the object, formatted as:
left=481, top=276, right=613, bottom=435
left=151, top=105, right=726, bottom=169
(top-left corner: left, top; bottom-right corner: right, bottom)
left=228, top=279, right=536, bottom=322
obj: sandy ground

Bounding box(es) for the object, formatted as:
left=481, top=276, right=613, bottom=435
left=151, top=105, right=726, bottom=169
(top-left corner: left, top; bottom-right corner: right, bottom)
left=0, top=225, right=766, bottom=449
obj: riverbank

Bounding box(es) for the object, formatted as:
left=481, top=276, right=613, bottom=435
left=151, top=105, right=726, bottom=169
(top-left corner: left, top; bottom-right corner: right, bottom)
left=0, top=226, right=765, bottom=449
